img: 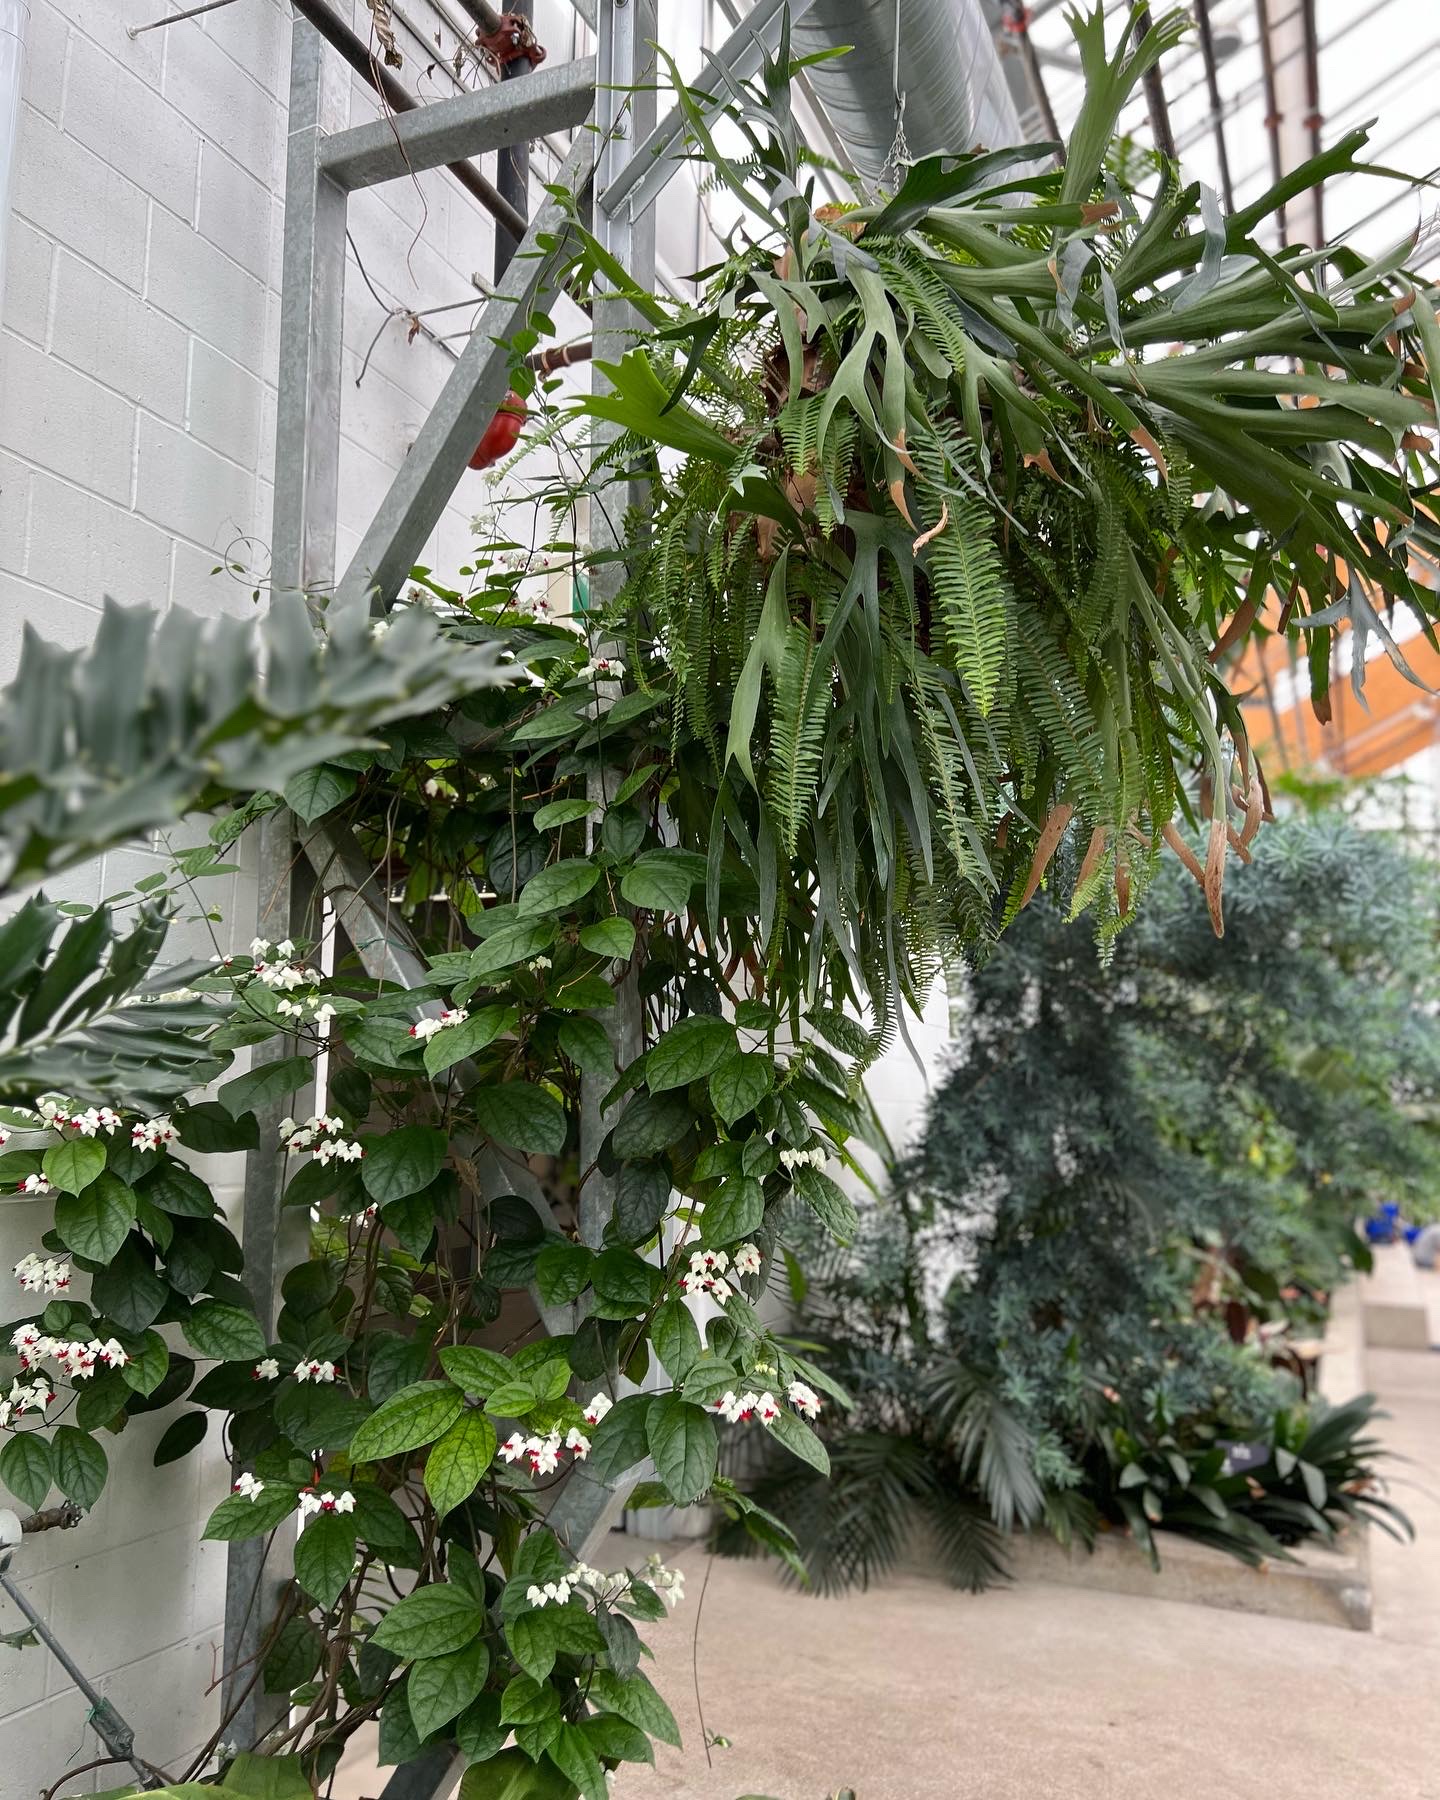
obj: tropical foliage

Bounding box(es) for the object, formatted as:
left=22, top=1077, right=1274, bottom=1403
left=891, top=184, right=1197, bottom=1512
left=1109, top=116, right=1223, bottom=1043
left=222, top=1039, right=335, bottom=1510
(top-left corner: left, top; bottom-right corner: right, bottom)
left=2, top=4, right=1439, bottom=1792
left=725, top=813, right=1430, bottom=1590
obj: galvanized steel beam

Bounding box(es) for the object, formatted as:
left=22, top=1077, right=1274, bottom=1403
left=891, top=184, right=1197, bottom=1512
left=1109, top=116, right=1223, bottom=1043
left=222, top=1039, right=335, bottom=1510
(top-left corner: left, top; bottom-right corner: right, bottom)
left=335, top=129, right=598, bottom=613
left=318, top=54, right=595, bottom=192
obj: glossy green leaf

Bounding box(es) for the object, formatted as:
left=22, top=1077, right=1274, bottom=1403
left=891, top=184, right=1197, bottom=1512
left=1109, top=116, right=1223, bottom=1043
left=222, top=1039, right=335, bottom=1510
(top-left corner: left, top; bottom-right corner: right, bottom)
left=350, top=1380, right=465, bottom=1463
left=407, top=1638, right=490, bottom=1740
left=646, top=1394, right=717, bottom=1504
left=473, top=1083, right=567, bottom=1155
left=424, top=1411, right=498, bottom=1517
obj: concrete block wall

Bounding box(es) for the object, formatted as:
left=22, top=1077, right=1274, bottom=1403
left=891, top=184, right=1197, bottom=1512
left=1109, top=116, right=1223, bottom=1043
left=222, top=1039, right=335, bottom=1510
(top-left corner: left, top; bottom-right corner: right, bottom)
left=0, top=0, right=585, bottom=1785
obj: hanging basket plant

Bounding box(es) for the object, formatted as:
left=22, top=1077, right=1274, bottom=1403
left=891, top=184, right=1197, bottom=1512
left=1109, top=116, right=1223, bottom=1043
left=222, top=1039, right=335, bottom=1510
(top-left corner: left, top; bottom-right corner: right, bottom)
left=561, top=6, right=1439, bottom=1017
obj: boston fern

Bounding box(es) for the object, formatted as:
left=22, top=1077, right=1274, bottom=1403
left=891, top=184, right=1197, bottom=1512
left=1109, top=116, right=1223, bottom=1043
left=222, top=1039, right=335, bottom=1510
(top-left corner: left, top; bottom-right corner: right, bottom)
left=1, top=5, right=1438, bottom=1794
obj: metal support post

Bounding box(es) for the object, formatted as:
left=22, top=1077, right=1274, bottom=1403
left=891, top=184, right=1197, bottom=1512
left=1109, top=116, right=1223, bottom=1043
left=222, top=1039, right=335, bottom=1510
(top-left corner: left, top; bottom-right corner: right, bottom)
left=222, top=16, right=345, bottom=1752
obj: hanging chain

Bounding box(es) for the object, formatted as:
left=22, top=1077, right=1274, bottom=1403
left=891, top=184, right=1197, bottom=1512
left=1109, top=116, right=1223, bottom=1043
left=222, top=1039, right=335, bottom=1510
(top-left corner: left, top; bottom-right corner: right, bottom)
left=878, top=0, right=910, bottom=194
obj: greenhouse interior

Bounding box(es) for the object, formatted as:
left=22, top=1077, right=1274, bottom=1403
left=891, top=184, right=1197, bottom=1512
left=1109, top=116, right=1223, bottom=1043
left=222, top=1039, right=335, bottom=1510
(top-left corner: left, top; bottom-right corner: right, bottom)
left=0, top=1, right=1437, bottom=1796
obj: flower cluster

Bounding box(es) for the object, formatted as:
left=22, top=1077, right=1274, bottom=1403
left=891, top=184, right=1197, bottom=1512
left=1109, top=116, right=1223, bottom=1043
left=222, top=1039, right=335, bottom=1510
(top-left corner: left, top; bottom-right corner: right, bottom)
left=253, top=1358, right=281, bottom=1381
left=678, top=1247, right=734, bottom=1303
left=787, top=1379, right=822, bottom=1420
left=131, top=1115, right=178, bottom=1153
left=570, top=1552, right=686, bottom=1610
left=275, top=994, right=336, bottom=1027
left=13, top=1253, right=69, bottom=1293
left=17, top=1174, right=50, bottom=1196
left=10, top=1325, right=128, bottom=1380
left=731, top=1242, right=763, bottom=1277
left=279, top=1114, right=363, bottom=1164
left=408, top=1007, right=468, bottom=1043
left=498, top=1426, right=590, bottom=1475
left=778, top=1145, right=827, bottom=1171
left=248, top=938, right=322, bottom=993
left=233, top=1471, right=265, bottom=1501
left=525, top=1577, right=574, bottom=1608
left=711, top=1379, right=822, bottom=1426
left=582, top=1393, right=612, bottom=1426
left=298, top=1488, right=354, bottom=1519
left=422, top=776, right=458, bottom=803
left=294, top=1359, right=337, bottom=1384
left=0, top=1377, right=53, bottom=1428
left=42, top=1104, right=123, bottom=1137
left=711, top=1389, right=779, bottom=1424
left=579, top=655, right=624, bottom=680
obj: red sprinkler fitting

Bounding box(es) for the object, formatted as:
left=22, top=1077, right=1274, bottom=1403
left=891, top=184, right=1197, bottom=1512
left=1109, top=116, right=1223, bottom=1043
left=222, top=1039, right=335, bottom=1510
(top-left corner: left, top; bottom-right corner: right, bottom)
left=469, top=390, right=526, bottom=470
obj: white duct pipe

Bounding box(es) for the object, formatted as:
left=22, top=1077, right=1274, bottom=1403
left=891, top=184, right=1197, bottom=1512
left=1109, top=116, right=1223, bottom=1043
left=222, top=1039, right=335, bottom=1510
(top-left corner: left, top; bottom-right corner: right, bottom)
left=0, top=0, right=27, bottom=317
left=794, top=0, right=1022, bottom=188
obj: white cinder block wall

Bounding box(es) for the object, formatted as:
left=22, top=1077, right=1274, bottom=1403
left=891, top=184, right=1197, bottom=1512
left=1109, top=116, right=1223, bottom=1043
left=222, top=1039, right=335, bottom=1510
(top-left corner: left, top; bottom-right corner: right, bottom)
left=0, top=0, right=592, bottom=1783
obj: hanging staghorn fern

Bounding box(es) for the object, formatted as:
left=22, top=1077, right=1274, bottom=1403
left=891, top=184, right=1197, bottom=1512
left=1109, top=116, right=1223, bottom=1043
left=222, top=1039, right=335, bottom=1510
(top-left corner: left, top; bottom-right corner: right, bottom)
left=559, top=4, right=1440, bottom=1037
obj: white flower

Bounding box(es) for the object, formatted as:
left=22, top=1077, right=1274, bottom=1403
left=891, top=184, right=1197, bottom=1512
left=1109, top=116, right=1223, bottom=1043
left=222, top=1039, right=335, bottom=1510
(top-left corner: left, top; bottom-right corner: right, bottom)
left=297, top=1490, right=321, bottom=1520
left=131, top=1115, right=177, bottom=1152
left=258, top=962, right=321, bottom=993
left=254, top=1358, right=281, bottom=1381
left=276, top=999, right=305, bottom=1020
left=525, top=1577, right=571, bottom=1607
left=312, top=1002, right=337, bottom=1028
left=564, top=1427, right=590, bottom=1459
left=97, top=1338, right=127, bottom=1369
left=70, top=1106, right=120, bottom=1138
left=19, top=1174, right=51, bottom=1197
left=250, top=937, right=271, bottom=960
left=755, top=1391, right=780, bottom=1423
left=275, top=939, right=296, bottom=959
left=315, top=1136, right=364, bottom=1166
left=579, top=655, right=625, bottom=680
left=527, top=1432, right=562, bottom=1476
left=582, top=1393, right=613, bottom=1427
left=732, top=1243, right=763, bottom=1277
left=233, top=1472, right=265, bottom=1501
left=644, top=1553, right=686, bottom=1607
left=370, top=619, right=390, bottom=642
left=527, top=956, right=552, bottom=974
left=525, top=1583, right=548, bottom=1607
left=787, top=1379, right=821, bottom=1420
left=408, top=1006, right=467, bottom=1042
left=713, top=1390, right=761, bottom=1425
left=38, top=1097, right=71, bottom=1126
left=778, top=1145, right=826, bottom=1171
left=498, top=1431, right=529, bottom=1464
left=314, top=1489, right=352, bottom=1514
left=294, top=1359, right=337, bottom=1384
left=14, top=1251, right=68, bottom=1292
left=9, top=1325, right=44, bottom=1365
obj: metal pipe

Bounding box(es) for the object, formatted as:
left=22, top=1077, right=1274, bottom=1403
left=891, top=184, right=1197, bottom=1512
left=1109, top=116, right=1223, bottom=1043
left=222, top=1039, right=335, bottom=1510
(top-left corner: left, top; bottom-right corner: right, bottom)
left=0, top=1570, right=159, bottom=1788
left=1300, top=0, right=1323, bottom=244
left=450, top=0, right=505, bottom=36
left=1254, top=0, right=1288, bottom=243
left=1192, top=0, right=1235, bottom=211
left=793, top=0, right=1021, bottom=188
left=1133, top=5, right=1177, bottom=164
left=1001, top=2, right=1062, bottom=151
left=495, top=0, right=532, bottom=278
left=289, top=0, right=529, bottom=244
left=127, top=0, right=236, bottom=34
left=0, top=0, right=26, bottom=319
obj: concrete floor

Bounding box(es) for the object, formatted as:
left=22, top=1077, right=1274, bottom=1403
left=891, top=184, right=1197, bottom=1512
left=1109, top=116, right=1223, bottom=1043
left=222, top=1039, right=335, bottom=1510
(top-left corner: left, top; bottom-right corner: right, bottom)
left=334, top=1331, right=1440, bottom=1800
left=617, top=1340, right=1440, bottom=1800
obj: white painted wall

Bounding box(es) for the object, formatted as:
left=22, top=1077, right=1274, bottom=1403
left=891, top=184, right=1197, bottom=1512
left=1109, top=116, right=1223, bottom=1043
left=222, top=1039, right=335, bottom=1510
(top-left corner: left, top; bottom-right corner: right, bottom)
left=0, top=0, right=574, bottom=1783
